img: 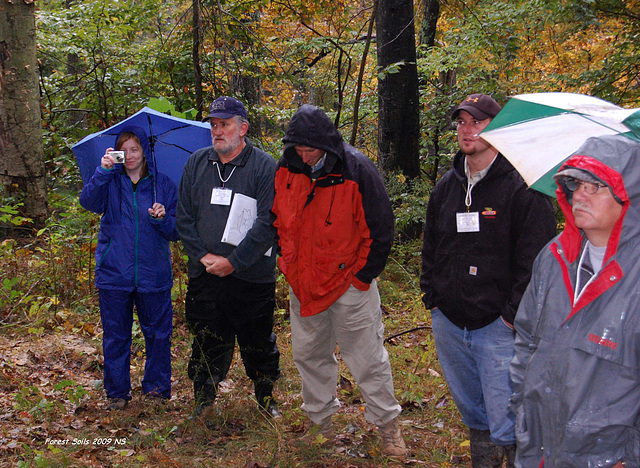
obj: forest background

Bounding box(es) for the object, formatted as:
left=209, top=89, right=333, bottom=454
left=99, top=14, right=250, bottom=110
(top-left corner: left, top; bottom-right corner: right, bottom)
left=0, top=0, right=639, bottom=466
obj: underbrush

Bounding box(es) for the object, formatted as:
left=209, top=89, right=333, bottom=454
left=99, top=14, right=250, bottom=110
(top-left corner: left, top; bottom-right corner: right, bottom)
left=0, top=197, right=470, bottom=467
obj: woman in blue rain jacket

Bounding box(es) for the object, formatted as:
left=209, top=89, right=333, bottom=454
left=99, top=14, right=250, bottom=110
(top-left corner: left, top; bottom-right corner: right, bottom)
left=80, top=125, right=179, bottom=409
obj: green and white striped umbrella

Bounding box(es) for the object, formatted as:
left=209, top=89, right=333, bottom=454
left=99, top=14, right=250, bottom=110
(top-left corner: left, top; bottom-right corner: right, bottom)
left=481, top=92, right=640, bottom=196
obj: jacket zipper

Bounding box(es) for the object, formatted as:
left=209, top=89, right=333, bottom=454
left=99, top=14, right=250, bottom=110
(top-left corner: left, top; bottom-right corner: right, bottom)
left=133, top=187, right=139, bottom=288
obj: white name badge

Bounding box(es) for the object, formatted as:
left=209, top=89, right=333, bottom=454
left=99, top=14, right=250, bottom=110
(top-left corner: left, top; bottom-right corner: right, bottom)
left=211, top=187, right=232, bottom=206
left=456, top=212, right=480, bottom=232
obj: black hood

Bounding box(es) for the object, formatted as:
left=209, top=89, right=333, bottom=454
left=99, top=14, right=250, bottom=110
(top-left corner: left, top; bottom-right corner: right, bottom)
left=282, top=104, right=344, bottom=172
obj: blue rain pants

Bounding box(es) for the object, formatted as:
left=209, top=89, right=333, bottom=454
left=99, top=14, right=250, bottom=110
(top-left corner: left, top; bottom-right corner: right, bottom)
left=98, top=288, right=173, bottom=399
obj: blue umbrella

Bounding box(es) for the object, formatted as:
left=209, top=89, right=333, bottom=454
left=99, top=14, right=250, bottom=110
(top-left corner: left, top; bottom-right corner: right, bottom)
left=72, top=107, right=212, bottom=187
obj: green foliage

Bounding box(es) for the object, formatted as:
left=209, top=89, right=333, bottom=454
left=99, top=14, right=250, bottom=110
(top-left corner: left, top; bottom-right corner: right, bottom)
left=0, top=195, right=96, bottom=325
left=559, top=0, right=640, bottom=104
left=385, top=171, right=432, bottom=240
left=152, top=425, right=178, bottom=446
left=13, top=385, right=61, bottom=416
left=37, top=0, right=197, bottom=188
left=415, top=0, right=640, bottom=191
left=377, top=61, right=406, bottom=80
left=0, top=204, right=32, bottom=227
left=53, top=380, right=89, bottom=406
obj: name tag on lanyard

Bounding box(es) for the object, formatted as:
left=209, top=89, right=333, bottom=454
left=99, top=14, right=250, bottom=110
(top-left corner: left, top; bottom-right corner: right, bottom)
left=456, top=212, right=480, bottom=233
left=211, top=187, right=232, bottom=205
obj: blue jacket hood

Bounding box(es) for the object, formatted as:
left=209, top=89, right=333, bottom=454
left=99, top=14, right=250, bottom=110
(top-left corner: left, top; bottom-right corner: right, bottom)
left=116, top=125, right=155, bottom=173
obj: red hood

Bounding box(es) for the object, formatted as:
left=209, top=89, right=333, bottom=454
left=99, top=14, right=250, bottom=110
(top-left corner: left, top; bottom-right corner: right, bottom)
left=555, top=154, right=629, bottom=264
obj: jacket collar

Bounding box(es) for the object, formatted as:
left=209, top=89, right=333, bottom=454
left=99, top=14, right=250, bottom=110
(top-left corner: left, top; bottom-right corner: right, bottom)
left=452, top=151, right=512, bottom=183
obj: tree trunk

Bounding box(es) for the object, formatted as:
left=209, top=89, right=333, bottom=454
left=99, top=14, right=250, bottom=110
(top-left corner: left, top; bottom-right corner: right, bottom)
left=0, top=0, right=48, bottom=229
left=350, top=0, right=377, bottom=146
left=419, top=0, right=439, bottom=48
left=193, top=0, right=204, bottom=120
left=230, top=9, right=263, bottom=140
left=417, top=0, right=457, bottom=185
left=376, top=0, right=420, bottom=179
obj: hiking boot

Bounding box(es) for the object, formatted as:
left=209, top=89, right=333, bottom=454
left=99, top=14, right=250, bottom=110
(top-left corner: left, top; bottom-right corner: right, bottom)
left=378, top=417, right=408, bottom=457
left=469, top=428, right=502, bottom=468
left=194, top=400, right=215, bottom=418
left=106, top=398, right=127, bottom=410
left=259, top=398, right=282, bottom=419
left=254, top=380, right=281, bottom=419
left=299, top=416, right=335, bottom=447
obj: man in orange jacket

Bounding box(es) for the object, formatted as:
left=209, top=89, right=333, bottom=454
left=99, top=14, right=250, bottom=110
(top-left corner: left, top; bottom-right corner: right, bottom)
left=272, top=104, right=406, bottom=457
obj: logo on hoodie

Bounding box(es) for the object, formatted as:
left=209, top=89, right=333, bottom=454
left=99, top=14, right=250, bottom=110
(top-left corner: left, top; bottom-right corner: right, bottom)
left=482, top=208, right=497, bottom=218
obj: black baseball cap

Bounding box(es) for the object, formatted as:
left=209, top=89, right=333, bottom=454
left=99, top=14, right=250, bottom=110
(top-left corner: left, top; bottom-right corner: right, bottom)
left=452, top=94, right=502, bottom=120
left=202, top=96, right=247, bottom=121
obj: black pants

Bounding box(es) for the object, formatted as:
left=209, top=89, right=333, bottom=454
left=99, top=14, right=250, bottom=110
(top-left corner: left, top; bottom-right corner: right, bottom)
left=185, top=273, right=280, bottom=406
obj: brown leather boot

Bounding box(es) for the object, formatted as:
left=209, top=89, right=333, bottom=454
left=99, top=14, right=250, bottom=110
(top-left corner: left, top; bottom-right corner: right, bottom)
left=378, top=417, right=408, bottom=457
left=298, top=416, right=335, bottom=447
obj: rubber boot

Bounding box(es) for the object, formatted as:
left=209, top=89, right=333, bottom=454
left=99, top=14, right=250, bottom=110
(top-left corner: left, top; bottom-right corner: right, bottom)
left=469, top=428, right=503, bottom=468
left=254, top=380, right=280, bottom=419
left=193, top=376, right=217, bottom=416
left=503, top=444, right=516, bottom=468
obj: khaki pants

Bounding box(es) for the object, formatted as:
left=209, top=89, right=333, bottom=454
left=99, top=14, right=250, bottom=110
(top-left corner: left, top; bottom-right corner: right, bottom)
left=289, top=281, right=401, bottom=426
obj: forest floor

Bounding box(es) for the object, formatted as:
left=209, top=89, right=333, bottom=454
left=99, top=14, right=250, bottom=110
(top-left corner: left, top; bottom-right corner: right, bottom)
left=0, top=251, right=473, bottom=467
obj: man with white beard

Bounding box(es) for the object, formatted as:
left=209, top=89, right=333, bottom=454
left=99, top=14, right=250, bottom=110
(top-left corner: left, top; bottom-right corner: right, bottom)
left=177, top=97, right=281, bottom=419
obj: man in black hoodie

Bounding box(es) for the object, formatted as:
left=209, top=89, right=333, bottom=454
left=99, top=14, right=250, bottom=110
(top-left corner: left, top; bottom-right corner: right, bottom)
left=420, top=94, right=556, bottom=467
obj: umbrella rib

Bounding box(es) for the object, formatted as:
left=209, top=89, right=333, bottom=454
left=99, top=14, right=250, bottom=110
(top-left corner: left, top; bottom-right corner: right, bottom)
left=486, top=111, right=627, bottom=134
left=580, top=114, right=628, bottom=133
left=155, top=142, right=198, bottom=154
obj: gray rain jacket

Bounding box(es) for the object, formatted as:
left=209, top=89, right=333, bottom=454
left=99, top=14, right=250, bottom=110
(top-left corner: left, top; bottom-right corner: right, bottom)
left=510, top=134, right=640, bottom=467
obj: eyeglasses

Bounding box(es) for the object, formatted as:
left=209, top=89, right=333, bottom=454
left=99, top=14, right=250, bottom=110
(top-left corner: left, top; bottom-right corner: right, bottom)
left=564, top=177, right=608, bottom=195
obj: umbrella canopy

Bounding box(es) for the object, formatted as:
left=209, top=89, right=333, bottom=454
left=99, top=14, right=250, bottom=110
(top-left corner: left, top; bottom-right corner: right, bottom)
left=72, top=107, right=212, bottom=187
left=480, top=92, right=640, bottom=196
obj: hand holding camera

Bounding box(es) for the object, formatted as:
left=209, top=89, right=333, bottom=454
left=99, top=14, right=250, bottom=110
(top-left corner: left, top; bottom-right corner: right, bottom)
left=101, top=148, right=126, bottom=169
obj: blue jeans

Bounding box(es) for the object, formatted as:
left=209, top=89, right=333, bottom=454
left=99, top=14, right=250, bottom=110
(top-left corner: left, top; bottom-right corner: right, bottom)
left=431, top=308, right=516, bottom=445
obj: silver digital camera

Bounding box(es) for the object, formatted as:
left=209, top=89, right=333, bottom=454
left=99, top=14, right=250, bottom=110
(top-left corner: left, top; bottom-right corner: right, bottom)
left=108, top=150, right=126, bottom=164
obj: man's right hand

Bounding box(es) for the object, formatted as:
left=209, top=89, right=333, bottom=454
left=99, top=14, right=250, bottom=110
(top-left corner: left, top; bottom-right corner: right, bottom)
left=200, top=253, right=235, bottom=277
left=200, top=253, right=217, bottom=269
